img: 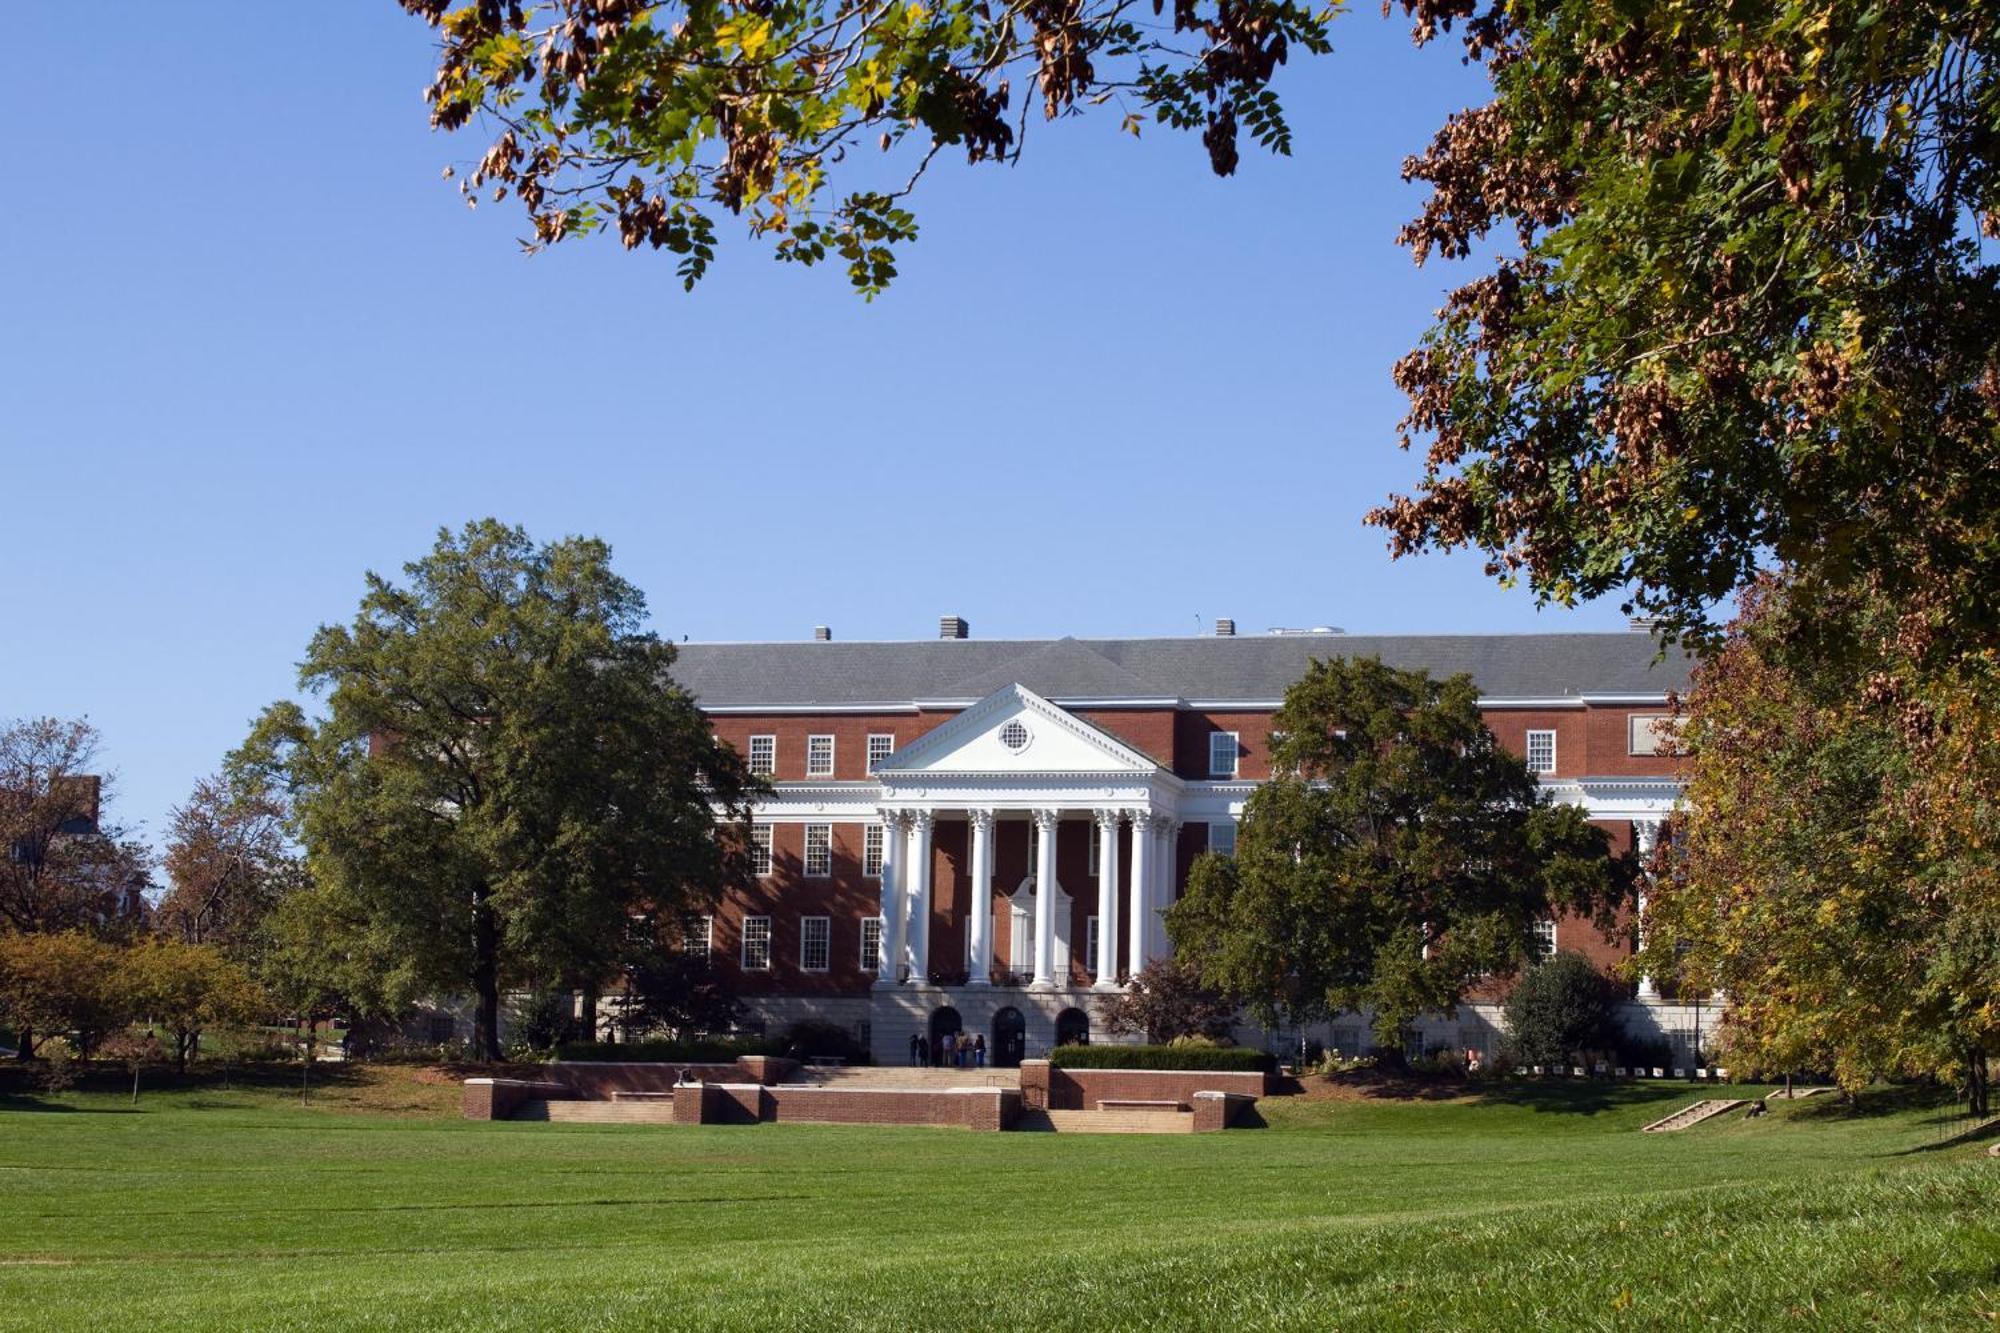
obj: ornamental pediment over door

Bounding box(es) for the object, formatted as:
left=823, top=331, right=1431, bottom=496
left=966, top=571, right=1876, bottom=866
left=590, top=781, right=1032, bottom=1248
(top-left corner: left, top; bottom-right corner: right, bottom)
left=874, top=684, right=1160, bottom=777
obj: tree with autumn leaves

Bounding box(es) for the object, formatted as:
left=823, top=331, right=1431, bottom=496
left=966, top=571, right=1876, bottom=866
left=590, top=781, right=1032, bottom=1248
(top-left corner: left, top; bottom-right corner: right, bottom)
left=1637, top=584, right=2000, bottom=1115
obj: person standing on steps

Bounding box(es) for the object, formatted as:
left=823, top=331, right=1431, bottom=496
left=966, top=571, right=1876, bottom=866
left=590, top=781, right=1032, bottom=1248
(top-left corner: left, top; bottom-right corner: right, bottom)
left=909, top=1032, right=922, bottom=1067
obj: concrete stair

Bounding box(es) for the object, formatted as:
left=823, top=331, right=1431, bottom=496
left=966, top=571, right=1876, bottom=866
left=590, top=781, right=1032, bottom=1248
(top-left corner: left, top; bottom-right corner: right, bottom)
left=1013, top=1108, right=1196, bottom=1134
left=512, top=1099, right=677, bottom=1125
left=1641, top=1099, right=1746, bottom=1133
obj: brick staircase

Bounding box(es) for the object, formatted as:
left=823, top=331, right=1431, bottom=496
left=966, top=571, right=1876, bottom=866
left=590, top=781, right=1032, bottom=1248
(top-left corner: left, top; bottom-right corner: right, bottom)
left=512, top=1099, right=677, bottom=1125
left=790, top=1065, right=1019, bottom=1091
left=1013, top=1108, right=1196, bottom=1134
left=1641, top=1099, right=1746, bottom=1133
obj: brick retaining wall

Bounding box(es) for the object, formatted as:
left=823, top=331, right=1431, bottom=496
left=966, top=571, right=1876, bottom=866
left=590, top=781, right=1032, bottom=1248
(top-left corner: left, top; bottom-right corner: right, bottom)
left=1018, top=1061, right=1269, bottom=1111
left=462, top=1078, right=569, bottom=1120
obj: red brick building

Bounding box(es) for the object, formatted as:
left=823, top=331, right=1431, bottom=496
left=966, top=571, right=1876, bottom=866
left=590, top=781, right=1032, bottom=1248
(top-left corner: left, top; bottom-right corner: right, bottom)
left=667, top=621, right=1691, bottom=1064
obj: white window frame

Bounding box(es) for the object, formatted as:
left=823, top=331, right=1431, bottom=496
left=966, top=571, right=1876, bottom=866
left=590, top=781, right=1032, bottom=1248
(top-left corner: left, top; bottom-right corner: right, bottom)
left=806, top=734, right=836, bottom=778
left=866, top=733, right=896, bottom=773
left=1087, top=819, right=1101, bottom=878
left=1209, top=730, right=1240, bottom=778
left=862, top=823, right=885, bottom=878
left=682, top=914, right=714, bottom=959
left=1209, top=819, right=1237, bottom=857
left=860, top=916, right=884, bottom=973
left=741, top=916, right=772, bottom=971
left=1530, top=919, right=1557, bottom=961
left=749, top=825, right=773, bottom=877
left=747, top=734, right=776, bottom=777
left=799, top=916, right=830, bottom=972
left=1525, top=729, right=1557, bottom=775
left=1085, top=915, right=1100, bottom=978
left=803, top=823, right=832, bottom=878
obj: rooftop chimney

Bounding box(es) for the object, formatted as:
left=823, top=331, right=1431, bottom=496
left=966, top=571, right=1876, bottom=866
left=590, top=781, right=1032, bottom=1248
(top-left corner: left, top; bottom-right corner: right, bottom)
left=939, top=615, right=969, bottom=640
left=812, top=625, right=832, bottom=641
left=1214, top=618, right=1236, bottom=637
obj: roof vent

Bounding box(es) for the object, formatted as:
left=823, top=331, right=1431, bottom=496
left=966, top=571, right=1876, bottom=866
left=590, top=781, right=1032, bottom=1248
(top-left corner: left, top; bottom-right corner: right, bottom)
left=812, top=625, right=832, bottom=641
left=939, top=615, right=970, bottom=640
left=1214, top=618, right=1236, bottom=637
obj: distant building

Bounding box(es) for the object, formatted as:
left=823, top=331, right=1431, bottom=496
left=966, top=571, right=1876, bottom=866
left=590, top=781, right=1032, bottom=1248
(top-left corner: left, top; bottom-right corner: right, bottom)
left=664, top=621, right=1694, bottom=1065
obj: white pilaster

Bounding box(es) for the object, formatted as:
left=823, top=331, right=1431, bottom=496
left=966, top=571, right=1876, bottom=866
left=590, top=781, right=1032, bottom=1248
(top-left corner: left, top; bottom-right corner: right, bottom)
left=1149, top=818, right=1180, bottom=962
left=875, top=809, right=904, bottom=987
left=1127, top=811, right=1154, bottom=980
left=906, top=809, right=935, bottom=986
left=1634, top=818, right=1660, bottom=998
left=1093, top=808, right=1122, bottom=989
left=1030, top=808, right=1060, bottom=989
left=967, top=809, right=995, bottom=986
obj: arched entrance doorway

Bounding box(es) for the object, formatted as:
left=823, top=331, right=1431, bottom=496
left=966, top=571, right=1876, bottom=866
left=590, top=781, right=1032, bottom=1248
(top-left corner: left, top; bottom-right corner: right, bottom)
left=929, top=1006, right=963, bottom=1046
left=1055, top=1007, right=1090, bottom=1047
left=991, top=1006, right=1027, bottom=1068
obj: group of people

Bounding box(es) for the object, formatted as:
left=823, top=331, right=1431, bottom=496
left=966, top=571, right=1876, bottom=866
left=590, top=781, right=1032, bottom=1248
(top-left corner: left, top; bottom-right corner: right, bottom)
left=909, top=1029, right=987, bottom=1068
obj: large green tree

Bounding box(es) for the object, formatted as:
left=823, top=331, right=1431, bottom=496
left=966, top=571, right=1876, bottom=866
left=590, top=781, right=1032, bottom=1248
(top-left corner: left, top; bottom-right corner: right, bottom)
left=1168, top=656, right=1628, bottom=1043
left=239, top=520, right=760, bottom=1060
left=1637, top=581, right=2000, bottom=1114
left=391, top=1, right=2000, bottom=657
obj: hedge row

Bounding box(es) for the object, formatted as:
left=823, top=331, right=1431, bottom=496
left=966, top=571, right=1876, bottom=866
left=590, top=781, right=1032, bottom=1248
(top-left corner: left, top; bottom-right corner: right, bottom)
left=1049, top=1044, right=1276, bottom=1073
left=552, top=1037, right=782, bottom=1063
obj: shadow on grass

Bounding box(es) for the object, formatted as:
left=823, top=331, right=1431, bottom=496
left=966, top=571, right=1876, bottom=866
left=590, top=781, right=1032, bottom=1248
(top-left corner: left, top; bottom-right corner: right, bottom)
left=1306, top=1069, right=1685, bottom=1114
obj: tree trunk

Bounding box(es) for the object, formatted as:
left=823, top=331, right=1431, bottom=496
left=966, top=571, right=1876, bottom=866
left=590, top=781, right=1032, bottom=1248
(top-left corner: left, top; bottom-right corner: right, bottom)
left=15, top=1028, right=31, bottom=1060
left=1968, top=1045, right=1990, bottom=1120
left=470, top=885, right=503, bottom=1061
left=579, top=982, right=599, bottom=1044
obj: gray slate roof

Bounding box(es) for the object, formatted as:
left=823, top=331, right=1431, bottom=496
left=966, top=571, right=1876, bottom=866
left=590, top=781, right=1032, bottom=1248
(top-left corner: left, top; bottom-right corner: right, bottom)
left=668, top=633, right=1693, bottom=707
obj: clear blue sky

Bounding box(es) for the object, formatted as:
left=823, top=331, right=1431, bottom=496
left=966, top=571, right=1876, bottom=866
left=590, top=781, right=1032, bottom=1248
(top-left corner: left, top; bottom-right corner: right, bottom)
left=3, top=4, right=1633, bottom=847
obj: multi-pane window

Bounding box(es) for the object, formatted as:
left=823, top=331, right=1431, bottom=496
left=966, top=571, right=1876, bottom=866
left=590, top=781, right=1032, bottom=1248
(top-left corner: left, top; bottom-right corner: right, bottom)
left=800, top=916, right=830, bottom=972
left=747, top=734, right=776, bottom=776
left=741, top=916, right=772, bottom=970
left=1085, top=915, right=1100, bottom=978
left=1209, top=820, right=1237, bottom=857
left=860, top=916, right=884, bottom=973
left=862, top=823, right=885, bottom=878
left=1525, top=729, right=1557, bottom=774
left=1530, top=919, right=1557, bottom=960
left=681, top=914, right=713, bottom=960
left=748, top=825, right=773, bottom=877
left=1087, top=819, right=1101, bottom=877
left=803, top=823, right=832, bottom=877
left=866, top=733, right=895, bottom=773
left=1209, top=731, right=1240, bottom=777
left=807, top=734, right=835, bottom=777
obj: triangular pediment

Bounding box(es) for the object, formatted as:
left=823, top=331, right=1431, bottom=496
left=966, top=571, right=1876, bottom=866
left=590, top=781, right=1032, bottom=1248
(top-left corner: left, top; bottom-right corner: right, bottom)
left=875, top=684, right=1160, bottom=776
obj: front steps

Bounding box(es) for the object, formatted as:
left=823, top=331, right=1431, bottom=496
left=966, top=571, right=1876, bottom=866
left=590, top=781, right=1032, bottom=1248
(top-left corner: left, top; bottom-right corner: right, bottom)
left=1014, top=1108, right=1196, bottom=1134
left=1641, top=1099, right=1746, bottom=1132
left=512, top=1099, right=676, bottom=1124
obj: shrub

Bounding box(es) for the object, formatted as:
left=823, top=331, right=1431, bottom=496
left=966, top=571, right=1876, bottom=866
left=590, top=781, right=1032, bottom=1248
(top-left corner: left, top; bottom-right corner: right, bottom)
left=1099, top=958, right=1236, bottom=1043
left=1049, top=1043, right=1275, bottom=1073
left=1503, top=951, right=1617, bottom=1069
left=552, top=1036, right=781, bottom=1063
left=511, top=990, right=576, bottom=1054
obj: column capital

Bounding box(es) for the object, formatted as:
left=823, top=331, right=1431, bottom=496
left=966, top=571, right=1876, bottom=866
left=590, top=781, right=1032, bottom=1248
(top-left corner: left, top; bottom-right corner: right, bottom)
left=1031, top=807, right=1062, bottom=832
left=1126, top=809, right=1156, bottom=832
left=910, top=808, right=936, bottom=834
left=1093, top=807, right=1123, bottom=831
left=967, top=808, right=995, bottom=833
left=876, top=807, right=909, bottom=830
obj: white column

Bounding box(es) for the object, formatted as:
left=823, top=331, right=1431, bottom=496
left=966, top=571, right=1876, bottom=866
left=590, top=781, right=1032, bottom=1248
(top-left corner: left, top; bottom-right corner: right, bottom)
left=876, top=810, right=904, bottom=987
left=1149, top=818, right=1180, bottom=962
left=906, top=810, right=935, bottom=986
left=1126, top=811, right=1153, bottom=980
left=1093, top=808, right=1122, bottom=990
left=1030, top=808, right=1060, bottom=989
left=967, top=809, right=995, bottom=986
left=1634, top=819, right=1660, bottom=998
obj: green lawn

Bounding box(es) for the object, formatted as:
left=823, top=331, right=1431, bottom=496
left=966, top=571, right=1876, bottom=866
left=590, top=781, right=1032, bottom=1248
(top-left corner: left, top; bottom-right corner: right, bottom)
left=0, top=1072, right=1992, bottom=1330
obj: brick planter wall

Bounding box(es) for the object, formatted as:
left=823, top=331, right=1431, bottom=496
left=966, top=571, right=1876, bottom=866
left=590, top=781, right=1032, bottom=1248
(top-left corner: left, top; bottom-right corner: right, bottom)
left=463, top=1078, right=570, bottom=1120
left=546, top=1055, right=802, bottom=1099
left=1191, top=1090, right=1261, bottom=1131
left=1020, top=1060, right=1269, bottom=1111
left=666, top=1083, right=1018, bottom=1130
